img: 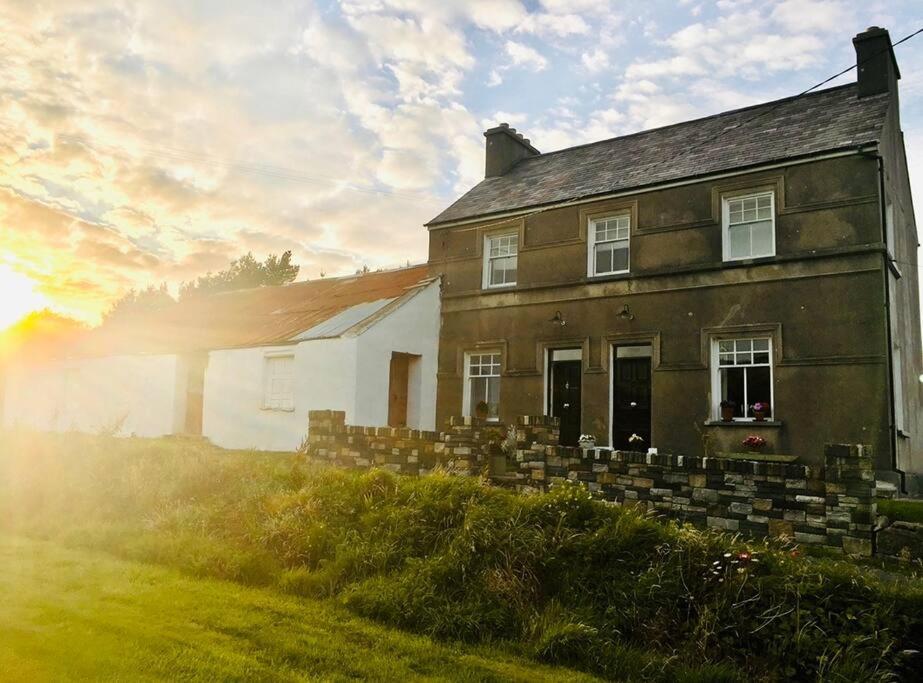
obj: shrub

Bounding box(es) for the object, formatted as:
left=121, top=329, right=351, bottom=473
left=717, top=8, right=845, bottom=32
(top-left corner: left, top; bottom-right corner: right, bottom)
left=2, top=431, right=922, bottom=681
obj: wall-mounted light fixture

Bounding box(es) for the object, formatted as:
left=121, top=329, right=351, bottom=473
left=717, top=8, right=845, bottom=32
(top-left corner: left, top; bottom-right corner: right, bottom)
left=618, top=304, right=634, bottom=321
left=549, top=310, right=566, bottom=327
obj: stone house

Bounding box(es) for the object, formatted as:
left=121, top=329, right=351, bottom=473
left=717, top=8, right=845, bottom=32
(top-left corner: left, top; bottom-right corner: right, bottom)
left=426, top=28, right=922, bottom=489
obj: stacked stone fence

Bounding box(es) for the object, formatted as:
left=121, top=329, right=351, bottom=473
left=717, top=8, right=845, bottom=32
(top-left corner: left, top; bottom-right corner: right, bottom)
left=304, top=410, right=875, bottom=556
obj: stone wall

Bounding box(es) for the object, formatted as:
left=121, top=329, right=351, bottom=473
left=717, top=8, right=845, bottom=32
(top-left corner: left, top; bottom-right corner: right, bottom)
left=304, top=411, right=876, bottom=556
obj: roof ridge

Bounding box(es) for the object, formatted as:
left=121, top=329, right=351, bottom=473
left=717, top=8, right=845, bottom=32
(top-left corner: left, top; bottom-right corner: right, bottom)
left=519, top=83, right=862, bottom=163
left=195, top=262, right=429, bottom=298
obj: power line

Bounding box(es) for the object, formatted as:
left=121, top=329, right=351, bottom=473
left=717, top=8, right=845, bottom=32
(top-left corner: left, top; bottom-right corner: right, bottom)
left=637, top=27, right=923, bottom=183
left=443, top=27, right=923, bottom=232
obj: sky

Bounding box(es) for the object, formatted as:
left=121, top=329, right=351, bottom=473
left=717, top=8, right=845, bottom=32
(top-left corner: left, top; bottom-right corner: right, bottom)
left=0, top=0, right=922, bottom=325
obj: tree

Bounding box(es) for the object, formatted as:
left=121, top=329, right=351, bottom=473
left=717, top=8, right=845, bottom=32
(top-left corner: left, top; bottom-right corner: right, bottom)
left=0, top=308, right=86, bottom=363
left=103, top=283, right=175, bottom=323
left=179, top=250, right=300, bottom=299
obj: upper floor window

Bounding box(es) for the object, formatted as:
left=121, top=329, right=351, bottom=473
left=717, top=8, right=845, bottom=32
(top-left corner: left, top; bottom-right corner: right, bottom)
left=483, top=233, right=518, bottom=288
left=588, top=213, right=630, bottom=276
left=263, top=354, right=295, bottom=411
left=722, top=191, right=775, bottom=261
left=712, top=337, right=773, bottom=421
left=464, top=351, right=501, bottom=420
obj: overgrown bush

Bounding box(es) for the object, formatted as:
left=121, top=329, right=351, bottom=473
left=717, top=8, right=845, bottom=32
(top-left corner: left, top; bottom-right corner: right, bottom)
left=2, top=430, right=922, bottom=681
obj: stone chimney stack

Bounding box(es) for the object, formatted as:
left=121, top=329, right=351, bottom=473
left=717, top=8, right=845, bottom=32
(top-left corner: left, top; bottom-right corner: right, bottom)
left=484, top=123, right=540, bottom=178
left=853, top=26, right=900, bottom=98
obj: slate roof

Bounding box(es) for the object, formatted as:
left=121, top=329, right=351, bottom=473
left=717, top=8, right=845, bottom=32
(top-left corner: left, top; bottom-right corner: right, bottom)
left=61, top=265, right=433, bottom=359
left=428, top=84, right=891, bottom=226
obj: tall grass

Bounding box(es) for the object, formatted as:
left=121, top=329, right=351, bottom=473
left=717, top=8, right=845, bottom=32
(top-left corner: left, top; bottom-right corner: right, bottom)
left=2, top=430, right=921, bottom=681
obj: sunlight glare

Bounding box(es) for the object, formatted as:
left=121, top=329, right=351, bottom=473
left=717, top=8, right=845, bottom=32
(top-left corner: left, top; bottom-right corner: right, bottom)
left=0, top=264, right=47, bottom=330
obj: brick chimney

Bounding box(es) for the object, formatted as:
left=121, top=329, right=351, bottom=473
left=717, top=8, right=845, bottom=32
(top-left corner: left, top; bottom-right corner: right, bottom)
left=853, top=26, right=900, bottom=98
left=484, top=123, right=540, bottom=177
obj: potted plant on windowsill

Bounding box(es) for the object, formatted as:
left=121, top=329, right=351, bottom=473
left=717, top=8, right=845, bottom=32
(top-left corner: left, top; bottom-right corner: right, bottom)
left=742, top=435, right=766, bottom=453
left=475, top=401, right=490, bottom=421
left=720, top=400, right=736, bottom=422
left=752, top=402, right=770, bottom=422
left=578, top=434, right=596, bottom=449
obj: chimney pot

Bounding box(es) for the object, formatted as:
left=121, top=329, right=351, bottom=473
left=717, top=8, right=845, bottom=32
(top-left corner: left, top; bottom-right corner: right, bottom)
left=853, top=26, right=900, bottom=98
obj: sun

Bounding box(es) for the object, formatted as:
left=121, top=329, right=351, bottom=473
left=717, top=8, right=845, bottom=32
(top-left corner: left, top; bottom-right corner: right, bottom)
left=0, top=264, right=47, bottom=330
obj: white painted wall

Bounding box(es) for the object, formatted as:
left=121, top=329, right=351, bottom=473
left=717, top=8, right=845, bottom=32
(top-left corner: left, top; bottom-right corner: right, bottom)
left=354, top=279, right=440, bottom=430
left=202, top=279, right=440, bottom=451
left=2, top=278, right=441, bottom=452
left=2, top=354, right=180, bottom=437
left=201, top=338, right=358, bottom=451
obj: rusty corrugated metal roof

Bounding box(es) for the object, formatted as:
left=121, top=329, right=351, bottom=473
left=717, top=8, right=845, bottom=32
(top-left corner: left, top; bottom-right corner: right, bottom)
left=66, top=265, right=433, bottom=358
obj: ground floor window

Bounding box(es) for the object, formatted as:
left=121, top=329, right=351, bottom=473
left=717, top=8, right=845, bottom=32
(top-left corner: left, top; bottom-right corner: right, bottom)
left=713, top=337, right=773, bottom=420
left=263, top=354, right=295, bottom=411
left=464, top=351, right=501, bottom=420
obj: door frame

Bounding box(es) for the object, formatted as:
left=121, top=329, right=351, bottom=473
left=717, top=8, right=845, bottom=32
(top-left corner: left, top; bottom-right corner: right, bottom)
left=542, top=345, right=584, bottom=417
left=545, top=348, right=583, bottom=442
left=608, top=341, right=655, bottom=450
left=388, top=351, right=420, bottom=428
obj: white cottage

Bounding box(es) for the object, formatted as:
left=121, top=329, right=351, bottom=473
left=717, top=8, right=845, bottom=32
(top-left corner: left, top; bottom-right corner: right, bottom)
left=2, top=266, right=440, bottom=451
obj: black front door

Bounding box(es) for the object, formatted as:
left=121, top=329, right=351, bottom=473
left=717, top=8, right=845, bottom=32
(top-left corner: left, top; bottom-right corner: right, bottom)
left=550, top=359, right=582, bottom=446
left=612, top=353, right=651, bottom=450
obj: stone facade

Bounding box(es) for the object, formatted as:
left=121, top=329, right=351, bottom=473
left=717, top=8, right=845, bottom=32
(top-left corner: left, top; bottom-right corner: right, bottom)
left=305, top=411, right=876, bottom=556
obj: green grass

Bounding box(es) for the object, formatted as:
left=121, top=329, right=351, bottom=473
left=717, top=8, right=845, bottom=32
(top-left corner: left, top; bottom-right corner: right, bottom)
left=878, top=497, right=923, bottom=524
left=0, top=534, right=597, bottom=682
left=2, top=430, right=922, bottom=681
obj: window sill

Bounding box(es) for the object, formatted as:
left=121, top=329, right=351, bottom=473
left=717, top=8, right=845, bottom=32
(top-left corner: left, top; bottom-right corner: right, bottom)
left=722, top=254, right=776, bottom=265
left=704, top=420, right=782, bottom=428
left=261, top=407, right=296, bottom=413
left=482, top=284, right=516, bottom=291
left=888, top=259, right=903, bottom=279
left=586, top=271, right=631, bottom=283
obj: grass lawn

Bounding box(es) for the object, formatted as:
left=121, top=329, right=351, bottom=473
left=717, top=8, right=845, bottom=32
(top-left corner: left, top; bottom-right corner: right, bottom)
left=0, top=535, right=597, bottom=682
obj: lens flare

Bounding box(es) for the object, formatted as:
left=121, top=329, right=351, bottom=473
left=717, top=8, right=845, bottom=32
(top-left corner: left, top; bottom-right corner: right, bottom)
left=0, top=264, right=46, bottom=330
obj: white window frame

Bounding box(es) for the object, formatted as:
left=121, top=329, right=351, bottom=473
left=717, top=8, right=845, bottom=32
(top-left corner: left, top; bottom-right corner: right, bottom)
left=710, top=337, right=774, bottom=421
left=462, top=350, right=501, bottom=421
left=722, top=191, right=776, bottom=262
left=893, top=344, right=905, bottom=433
left=587, top=213, right=630, bottom=277
left=482, top=232, right=518, bottom=289
left=885, top=201, right=895, bottom=259
left=263, top=353, right=295, bottom=412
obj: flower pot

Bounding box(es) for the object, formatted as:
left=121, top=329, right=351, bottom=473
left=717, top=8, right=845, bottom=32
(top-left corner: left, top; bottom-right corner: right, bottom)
left=754, top=411, right=766, bottom=422
left=721, top=406, right=734, bottom=422
left=578, top=438, right=596, bottom=449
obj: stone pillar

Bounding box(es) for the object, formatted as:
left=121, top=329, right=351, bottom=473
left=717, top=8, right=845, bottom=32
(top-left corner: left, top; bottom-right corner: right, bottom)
left=307, top=410, right=346, bottom=434
left=824, top=443, right=876, bottom=556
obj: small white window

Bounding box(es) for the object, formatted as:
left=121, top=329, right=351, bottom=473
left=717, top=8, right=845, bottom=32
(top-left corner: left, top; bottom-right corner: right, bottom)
left=464, top=351, right=501, bottom=420
left=712, top=337, right=773, bottom=420
left=722, top=192, right=775, bottom=261
left=588, top=213, right=630, bottom=276
left=263, top=354, right=294, bottom=411
left=483, top=233, right=518, bottom=288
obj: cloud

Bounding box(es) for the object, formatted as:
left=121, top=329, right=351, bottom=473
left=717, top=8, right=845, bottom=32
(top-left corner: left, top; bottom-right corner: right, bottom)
left=0, top=0, right=919, bottom=326
left=504, top=40, right=549, bottom=71
left=581, top=48, right=610, bottom=73
left=626, top=9, right=826, bottom=81
left=770, top=0, right=854, bottom=33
